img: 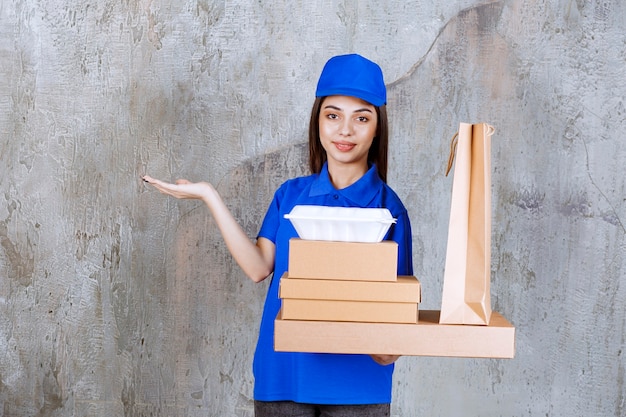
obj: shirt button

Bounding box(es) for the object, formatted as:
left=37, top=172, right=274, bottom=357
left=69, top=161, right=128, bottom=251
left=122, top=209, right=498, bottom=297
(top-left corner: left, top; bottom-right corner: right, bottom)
left=333, top=194, right=339, bottom=199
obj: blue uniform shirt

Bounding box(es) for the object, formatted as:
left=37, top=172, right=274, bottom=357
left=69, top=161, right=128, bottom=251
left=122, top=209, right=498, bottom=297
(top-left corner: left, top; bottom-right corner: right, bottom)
left=254, top=162, right=413, bottom=404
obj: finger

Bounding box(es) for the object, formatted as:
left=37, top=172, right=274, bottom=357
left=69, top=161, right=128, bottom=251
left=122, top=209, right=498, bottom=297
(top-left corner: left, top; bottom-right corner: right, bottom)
left=142, top=175, right=167, bottom=186
left=370, top=354, right=399, bottom=366
left=142, top=176, right=177, bottom=194
left=370, top=355, right=383, bottom=365
left=143, top=176, right=172, bottom=189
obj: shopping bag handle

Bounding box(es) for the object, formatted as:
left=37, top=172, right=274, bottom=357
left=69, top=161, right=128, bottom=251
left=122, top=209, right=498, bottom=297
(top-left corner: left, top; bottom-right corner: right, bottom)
left=445, top=132, right=459, bottom=177
left=445, top=124, right=495, bottom=177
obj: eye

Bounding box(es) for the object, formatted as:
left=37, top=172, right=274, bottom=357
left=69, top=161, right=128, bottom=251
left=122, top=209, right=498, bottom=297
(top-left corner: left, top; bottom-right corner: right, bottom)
left=326, top=113, right=339, bottom=120
left=356, top=115, right=370, bottom=122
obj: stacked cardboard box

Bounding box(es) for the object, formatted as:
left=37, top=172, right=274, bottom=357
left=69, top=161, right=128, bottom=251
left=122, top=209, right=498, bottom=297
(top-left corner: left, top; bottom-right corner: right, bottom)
left=279, top=238, right=421, bottom=324
left=275, top=239, right=516, bottom=358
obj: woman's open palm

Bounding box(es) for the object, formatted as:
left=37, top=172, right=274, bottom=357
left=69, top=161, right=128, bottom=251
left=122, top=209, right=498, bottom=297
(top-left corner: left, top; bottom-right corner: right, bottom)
left=142, top=175, right=213, bottom=201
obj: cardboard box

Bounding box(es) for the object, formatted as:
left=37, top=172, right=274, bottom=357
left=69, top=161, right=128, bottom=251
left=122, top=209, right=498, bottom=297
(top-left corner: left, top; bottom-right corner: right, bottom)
left=281, top=298, right=419, bottom=323
left=288, top=239, right=398, bottom=281
left=274, top=310, right=515, bottom=358
left=279, top=274, right=421, bottom=303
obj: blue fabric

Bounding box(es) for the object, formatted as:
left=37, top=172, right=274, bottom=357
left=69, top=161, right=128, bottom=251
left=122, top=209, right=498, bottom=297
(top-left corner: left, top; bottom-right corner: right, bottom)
left=253, top=163, right=413, bottom=404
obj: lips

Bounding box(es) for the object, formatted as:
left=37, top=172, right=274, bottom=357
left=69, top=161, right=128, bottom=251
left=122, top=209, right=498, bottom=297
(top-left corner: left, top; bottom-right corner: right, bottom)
left=333, top=141, right=356, bottom=152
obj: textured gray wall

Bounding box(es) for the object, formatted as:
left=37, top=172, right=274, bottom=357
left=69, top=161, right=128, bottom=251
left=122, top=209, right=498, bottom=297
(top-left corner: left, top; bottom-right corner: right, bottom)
left=1, top=0, right=624, bottom=416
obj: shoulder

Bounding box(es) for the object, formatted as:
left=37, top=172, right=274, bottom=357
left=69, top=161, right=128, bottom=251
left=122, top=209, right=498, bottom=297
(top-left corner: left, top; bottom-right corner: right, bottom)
left=379, top=183, right=408, bottom=216
left=274, top=173, right=317, bottom=199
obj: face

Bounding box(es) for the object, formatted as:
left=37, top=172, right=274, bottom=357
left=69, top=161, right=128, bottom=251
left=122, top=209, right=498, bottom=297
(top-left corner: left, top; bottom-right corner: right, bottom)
left=318, top=95, right=377, bottom=173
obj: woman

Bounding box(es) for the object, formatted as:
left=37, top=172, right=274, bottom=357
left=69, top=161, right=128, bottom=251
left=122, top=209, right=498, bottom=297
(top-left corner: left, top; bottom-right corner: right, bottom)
left=143, top=54, right=413, bottom=417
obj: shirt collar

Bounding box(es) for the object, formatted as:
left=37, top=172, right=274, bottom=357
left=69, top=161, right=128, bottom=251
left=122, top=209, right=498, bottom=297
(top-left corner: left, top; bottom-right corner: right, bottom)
left=309, top=162, right=383, bottom=206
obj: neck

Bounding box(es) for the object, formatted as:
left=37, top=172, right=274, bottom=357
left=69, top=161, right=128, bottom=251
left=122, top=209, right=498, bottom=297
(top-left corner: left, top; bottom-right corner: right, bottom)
left=327, top=161, right=368, bottom=189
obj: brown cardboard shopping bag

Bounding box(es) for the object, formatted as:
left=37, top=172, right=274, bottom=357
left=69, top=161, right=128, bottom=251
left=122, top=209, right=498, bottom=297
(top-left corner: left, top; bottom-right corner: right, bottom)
left=440, top=122, right=495, bottom=325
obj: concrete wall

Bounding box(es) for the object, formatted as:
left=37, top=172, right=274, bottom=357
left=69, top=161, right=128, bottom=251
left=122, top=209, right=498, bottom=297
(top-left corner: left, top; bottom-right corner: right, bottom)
left=1, top=0, right=624, bottom=415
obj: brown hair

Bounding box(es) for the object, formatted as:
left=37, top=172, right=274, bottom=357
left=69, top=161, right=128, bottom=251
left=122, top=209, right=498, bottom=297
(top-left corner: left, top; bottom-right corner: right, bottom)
left=307, top=97, right=389, bottom=183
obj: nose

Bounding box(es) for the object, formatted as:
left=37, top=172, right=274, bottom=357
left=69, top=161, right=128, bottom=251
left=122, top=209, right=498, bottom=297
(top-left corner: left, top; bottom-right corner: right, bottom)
left=339, top=118, right=353, bottom=136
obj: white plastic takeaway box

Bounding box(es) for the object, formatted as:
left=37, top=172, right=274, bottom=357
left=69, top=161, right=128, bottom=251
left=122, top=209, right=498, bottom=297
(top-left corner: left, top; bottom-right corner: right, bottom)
left=284, top=205, right=396, bottom=243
